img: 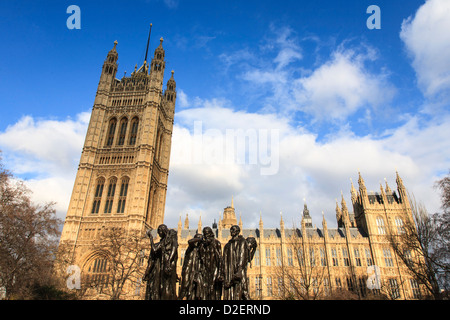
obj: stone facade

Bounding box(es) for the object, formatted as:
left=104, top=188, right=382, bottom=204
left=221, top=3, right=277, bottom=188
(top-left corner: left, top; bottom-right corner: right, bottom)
left=59, top=37, right=176, bottom=291
left=58, top=36, right=424, bottom=300
left=175, top=173, right=424, bottom=300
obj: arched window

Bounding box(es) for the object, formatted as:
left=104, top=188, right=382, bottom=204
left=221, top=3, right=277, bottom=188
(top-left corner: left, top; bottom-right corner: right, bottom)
left=129, top=117, right=139, bottom=145
left=117, top=118, right=128, bottom=146
left=117, top=177, right=129, bottom=213
left=104, top=178, right=117, bottom=214
left=106, top=118, right=117, bottom=146
left=376, top=216, right=386, bottom=235
left=156, top=132, right=164, bottom=162
left=395, top=217, right=404, bottom=234
left=84, top=256, right=110, bottom=291
left=91, top=178, right=105, bottom=214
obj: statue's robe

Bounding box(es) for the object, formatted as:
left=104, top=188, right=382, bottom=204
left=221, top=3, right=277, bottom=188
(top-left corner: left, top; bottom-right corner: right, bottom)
left=222, top=235, right=249, bottom=300
left=179, top=238, right=203, bottom=300
left=199, top=238, right=223, bottom=300
left=145, top=231, right=178, bottom=300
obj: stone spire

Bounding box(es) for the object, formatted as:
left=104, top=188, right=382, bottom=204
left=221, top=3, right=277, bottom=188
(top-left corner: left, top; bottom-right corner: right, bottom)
left=221, top=197, right=237, bottom=229
left=198, top=215, right=202, bottom=233
left=184, top=213, right=189, bottom=230
left=302, top=202, right=313, bottom=228
left=336, top=198, right=342, bottom=227
left=350, top=178, right=358, bottom=204
left=385, top=178, right=392, bottom=194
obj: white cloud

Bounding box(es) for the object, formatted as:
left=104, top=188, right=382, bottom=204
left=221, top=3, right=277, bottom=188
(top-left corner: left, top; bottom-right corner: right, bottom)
left=163, top=95, right=450, bottom=229
left=293, top=48, right=394, bottom=121
left=400, top=0, right=450, bottom=100
left=0, top=101, right=447, bottom=230
left=0, top=112, right=89, bottom=176
left=2, top=15, right=449, bottom=232
left=177, top=89, right=189, bottom=108
left=0, top=112, right=89, bottom=219
left=228, top=28, right=395, bottom=123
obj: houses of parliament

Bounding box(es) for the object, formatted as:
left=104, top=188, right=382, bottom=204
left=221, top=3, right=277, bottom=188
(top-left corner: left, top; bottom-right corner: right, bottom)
left=58, top=31, right=425, bottom=300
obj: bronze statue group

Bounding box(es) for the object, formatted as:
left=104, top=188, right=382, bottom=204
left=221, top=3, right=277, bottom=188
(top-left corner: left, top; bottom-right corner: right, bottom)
left=143, top=224, right=257, bottom=300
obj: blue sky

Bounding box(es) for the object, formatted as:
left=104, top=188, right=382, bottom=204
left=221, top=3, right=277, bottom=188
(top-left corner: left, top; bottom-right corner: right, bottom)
left=0, top=0, right=449, bottom=229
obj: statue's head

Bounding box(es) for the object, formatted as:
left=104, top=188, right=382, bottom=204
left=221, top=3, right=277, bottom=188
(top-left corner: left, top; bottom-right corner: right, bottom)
left=230, top=225, right=240, bottom=237
left=203, top=226, right=214, bottom=240
left=157, top=224, right=168, bottom=238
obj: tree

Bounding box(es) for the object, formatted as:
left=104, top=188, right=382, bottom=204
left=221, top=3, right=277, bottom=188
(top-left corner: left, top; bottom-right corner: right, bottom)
left=0, top=152, right=62, bottom=299
left=435, top=171, right=450, bottom=213
left=274, top=231, right=328, bottom=300
left=386, top=191, right=449, bottom=300
left=434, top=172, right=450, bottom=297
left=81, top=226, right=148, bottom=300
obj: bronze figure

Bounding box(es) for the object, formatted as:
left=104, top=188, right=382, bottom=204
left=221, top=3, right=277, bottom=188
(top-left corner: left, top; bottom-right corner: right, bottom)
left=143, top=224, right=178, bottom=300
left=222, top=225, right=252, bottom=300
left=179, top=232, right=203, bottom=300
left=199, top=226, right=223, bottom=300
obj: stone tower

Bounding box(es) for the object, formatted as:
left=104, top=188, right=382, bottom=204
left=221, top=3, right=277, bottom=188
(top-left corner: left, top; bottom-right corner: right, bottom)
left=59, top=33, right=176, bottom=265
left=220, top=196, right=238, bottom=229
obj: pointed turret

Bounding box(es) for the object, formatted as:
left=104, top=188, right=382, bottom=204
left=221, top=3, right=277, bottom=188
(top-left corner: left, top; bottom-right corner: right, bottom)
left=178, top=215, right=182, bottom=231
left=239, top=212, right=243, bottom=231
left=380, top=182, right=387, bottom=201
left=396, top=171, right=408, bottom=204
left=221, top=197, right=237, bottom=229
left=358, top=171, right=368, bottom=206
left=385, top=178, right=392, bottom=194
left=322, top=211, right=327, bottom=229
left=358, top=171, right=366, bottom=190
left=336, top=199, right=343, bottom=227
left=302, top=203, right=313, bottom=228
left=350, top=178, right=358, bottom=204
left=322, top=211, right=330, bottom=244
left=184, top=213, right=189, bottom=230
left=98, top=41, right=119, bottom=92
left=198, top=215, right=202, bottom=233
left=341, top=192, right=351, bottom=227
left=164, top=70, right=177, bottom=111
left=150, top=37, right=166, bottom=88
left=259, top=211, right=264, bottom=238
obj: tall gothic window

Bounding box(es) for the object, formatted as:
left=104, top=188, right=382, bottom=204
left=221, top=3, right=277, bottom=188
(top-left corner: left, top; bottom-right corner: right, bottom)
left=104, top=178, right=117, bottom=214
left=117, top=118, right=128, bottom=146
left=91, top=178, right=105, bottom=214
left=106, top=118, right=117, bottom=146
left=84, top=256, right=110, bottom=291
left=129, top=117, right=139, bottom=145
left=320, top=247, right=327, bottom=266
left=117, top=177, right=129, bottom=213
left=354, top=248, right=361, bottom=266
left=276, top=247, right=282, bottom=266
left=331, top=248, right=339, bottom=266
left=309, top=248, right=316, bottom=267
left=383, top=248, right=394, bottom=267
left=395, top=216, right=404, bottom=234
left=266, top=277, right=273, bottom=297
left=287, top=248, right=293, bottom=266
left=265, top=248, right=271, bottom=266
left=376, top=216, right=386, bottom=234
left=365, top=248, right=373, bottom=266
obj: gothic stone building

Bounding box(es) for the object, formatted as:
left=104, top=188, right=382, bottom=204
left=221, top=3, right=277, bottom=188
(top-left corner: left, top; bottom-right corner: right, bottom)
left=59, top=37, right=424, bottom=300
left=176, top=173, right=424, bottom=300
left=59, top=36, right=176, bottom=296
